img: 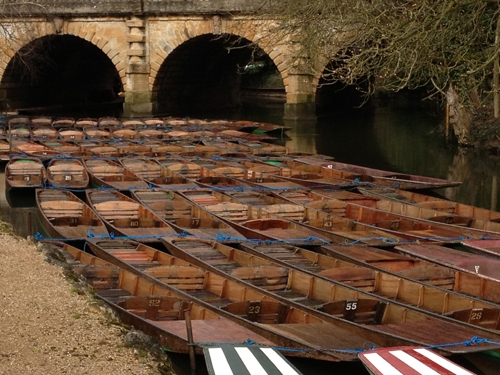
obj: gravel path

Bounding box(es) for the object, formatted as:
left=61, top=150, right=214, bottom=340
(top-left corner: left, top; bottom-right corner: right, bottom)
left=0, top=230, right=173, bottom=375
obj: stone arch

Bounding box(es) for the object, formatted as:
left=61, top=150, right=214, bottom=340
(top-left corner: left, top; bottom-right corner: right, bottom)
left=0, top=18, right=127, bottom=89
left=149, top=18, right=291, bottom=95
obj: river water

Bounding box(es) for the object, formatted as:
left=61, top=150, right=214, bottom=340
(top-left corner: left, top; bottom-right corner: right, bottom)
left=1, top=104, right=498, bottom=374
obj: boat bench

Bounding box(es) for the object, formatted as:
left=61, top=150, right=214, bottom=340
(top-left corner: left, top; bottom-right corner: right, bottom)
left=118, top=296, right=188, bottom=321
left=144, top=265, right=206, bottom=291
left=41, top=201, right=83, bottom=220
left=50, top=216, right=100, bottom=227
left=8, top=174, right=43, bottom=182
left=112, top=217, right=163, bottom=228
left=320, top=298, right=387, bottom=325
left=445, top=308, right=500, bottom=330
left=222, top=301, right=289, bottom=324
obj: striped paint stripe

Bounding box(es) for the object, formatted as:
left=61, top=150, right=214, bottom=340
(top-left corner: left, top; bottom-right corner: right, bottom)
left=204, top=345, right=303, bottom=375
left=359, top=347, right=476, bottom=375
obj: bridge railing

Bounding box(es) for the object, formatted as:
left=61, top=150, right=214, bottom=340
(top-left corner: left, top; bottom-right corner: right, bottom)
left=0, top=0, right=263, bottom=16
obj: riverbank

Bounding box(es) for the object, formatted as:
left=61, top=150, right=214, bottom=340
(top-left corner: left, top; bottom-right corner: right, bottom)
left=0, top=225, right=173, bottom=375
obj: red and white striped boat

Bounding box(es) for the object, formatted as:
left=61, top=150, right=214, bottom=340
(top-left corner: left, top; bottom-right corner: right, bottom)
left=359, top=346, right=476, bottom=375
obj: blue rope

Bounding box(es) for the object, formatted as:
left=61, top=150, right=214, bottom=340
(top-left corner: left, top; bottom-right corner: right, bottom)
left=193, top=336, right=499, bottom=354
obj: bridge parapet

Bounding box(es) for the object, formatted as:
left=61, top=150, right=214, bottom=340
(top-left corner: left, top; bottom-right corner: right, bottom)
left=8, top=0, right=262, bottom=16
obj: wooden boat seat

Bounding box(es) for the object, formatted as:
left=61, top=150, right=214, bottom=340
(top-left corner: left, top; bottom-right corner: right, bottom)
left=416, top=200, right=456, bottom=212
left=444, top=308, right=500, bottom=330
left=205, top=203, right=249, bottom=222
left=112, top=217, right=163, bottom=228
left=8, top=174, right=43, bottom=182
left=50, top=216, right=100, bottom=227
left=7, top=165, right=44, bottom=175
left=426, top=215, right=474, bottom=227
left=212, top=167, right=246, bottom=178
left=397, top=266, right=455, bottom=289
left=264, top=205, right=305, bottom=222
left=243, top=219, right=289, bottom=231
left=320, top=299, right=387, bottom=325
left=118, top=296, right=188, bottom=321
left=94, top=201, right=140, bottom=220
left=109, top=251, right=154, bottom=263
left=317, top=267, right=376, bottom=292
left=48, top=165, right=85, bottom=173
left=221, top=301, right=289, bottom=324
left=41, top=201, right=83, bottom=218
left=229, top=266, right=289, bottom=291
left=374, top=220, right=401, bottom=231
left=144, top=265, right=205, bottom=291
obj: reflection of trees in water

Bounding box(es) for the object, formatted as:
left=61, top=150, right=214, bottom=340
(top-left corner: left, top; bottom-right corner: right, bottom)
left=446, top=149, right=500, bottom=211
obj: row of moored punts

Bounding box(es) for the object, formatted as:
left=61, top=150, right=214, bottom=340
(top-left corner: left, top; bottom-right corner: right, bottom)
left=11, top=115, right=500, bottom=371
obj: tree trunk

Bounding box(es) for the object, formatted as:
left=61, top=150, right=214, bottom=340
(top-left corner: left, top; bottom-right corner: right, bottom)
left=446, top=83, right=473, bottom=145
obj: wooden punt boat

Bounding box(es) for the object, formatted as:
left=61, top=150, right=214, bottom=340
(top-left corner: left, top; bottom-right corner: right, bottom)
left=111, top=128, right=141, bottom=140
left=311, top=188, right=500, bottom=234
left=211, top=190, right=439, bottom=246
left=236, top=141, right=287, bottom=154
left=39, top=140, right=93, bottom=158
left=82, top=238, right=365, bottom=362
left=121, top=119, right=146, bottom=128
left=393, top=243, right=500, bottom=281
left=58, top=128, right=85, bottom=141
left=30, top=126, right=58, bottom=140
left=143, top=118, right=165, bottom=127
left=162, top=238, right=500, bottom=334
left=86, top=189, right=176, bottom=241
left=97, top=116, right=121, bottom=128
left=269, top=168, right=380, bottom=190
left=0, top=138, right=11, bottom=161
left=83, top=127, right=111, bottom=140
left=216, top=119, right=260, bottom=133
left=164, top=130, right=190, bottom=139
left=178, top=189, right=416, bottom=247
left=7, top=125, right=31, bottom=138
left=46, top=158, right=89, bottom=189
left=292, top=158, right=462, bottom=190
left=287, top=189, right=476, bottom=226
left=5, top=156, right=46, bottom=191
left=137, top=128, right=164, bottom=139
left=215, top=129, right=278, bottom=144
left=54, top=245, right=285, bottom=360
left=358, top=346, right=478, bottom=375
left=157, top=237, right=500, bottom=355
left=129, top=189, right=246, bottom=242
left=119, top=157, right=170, bottom=186
left=9, top=139, right=59, bottom=161
left=74, top=118, right=98, bottom=128
left=114, top=142, right=152, bottom=157
left=201, top=139, right=254, bottom=153
left=7, top=115, right=29, bottom=127
left=52, top=117, right=75, bottom=129
left=30, top=116, right=52, bottom=126
left=275, top=189, right=500, bottom=243
left=210, top=159, right=295, bottom=178
left=461, top=239, right=500, bottom=258
left=83, top=158, right=149, bottom=190
left=252, top=121, right=292, bottom=135
left=359, top=186, right=500, bottom=222
left=35, top=188, right=109, bottom=239
left=194, top=175, right=255, bottom=191
left=319, top=244, right=500, bottom=306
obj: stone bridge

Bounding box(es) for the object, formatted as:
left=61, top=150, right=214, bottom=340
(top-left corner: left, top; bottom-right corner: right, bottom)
left=0, top=1, right=354, bottom=118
